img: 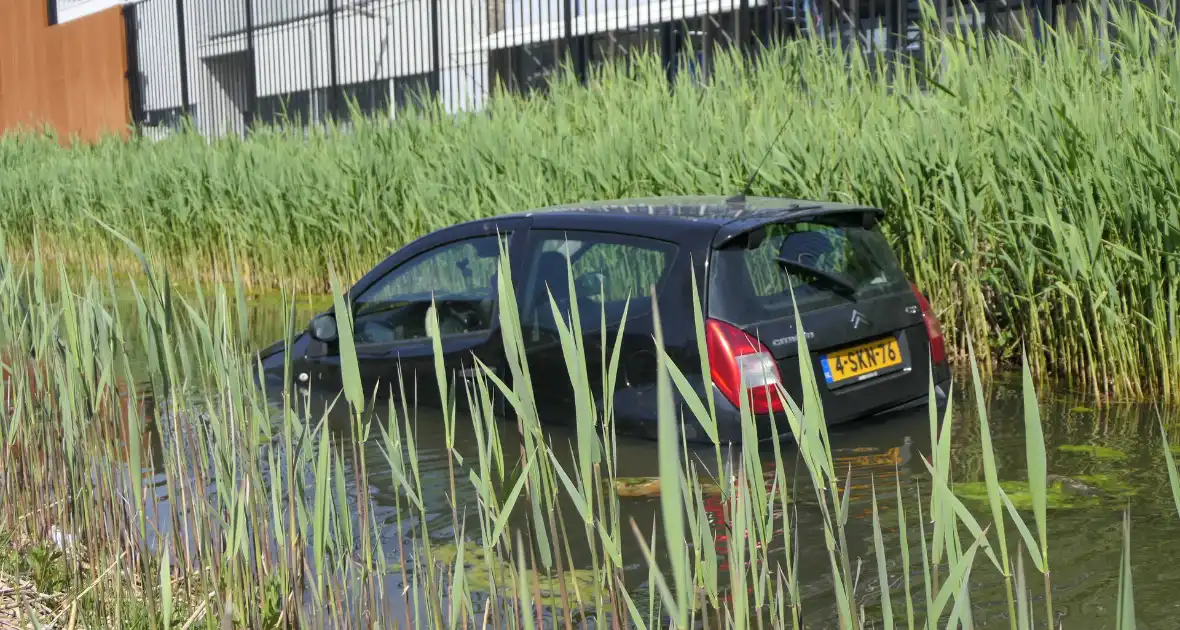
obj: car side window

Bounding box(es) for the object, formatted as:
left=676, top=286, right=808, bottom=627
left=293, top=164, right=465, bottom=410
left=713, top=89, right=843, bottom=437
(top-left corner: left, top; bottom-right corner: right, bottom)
left=520, top=230, right=676, bottom=343
left=350, top=234, right=507, bottom=346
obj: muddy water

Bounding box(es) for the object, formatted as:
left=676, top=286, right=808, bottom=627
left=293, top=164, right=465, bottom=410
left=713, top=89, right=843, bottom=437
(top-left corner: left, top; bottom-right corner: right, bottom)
left=134, top=298, right=1180, bottom=628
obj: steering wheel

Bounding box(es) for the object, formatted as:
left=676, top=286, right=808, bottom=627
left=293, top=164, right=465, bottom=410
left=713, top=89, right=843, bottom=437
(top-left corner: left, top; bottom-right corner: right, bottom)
left=438, top=302, right=482, bottom=334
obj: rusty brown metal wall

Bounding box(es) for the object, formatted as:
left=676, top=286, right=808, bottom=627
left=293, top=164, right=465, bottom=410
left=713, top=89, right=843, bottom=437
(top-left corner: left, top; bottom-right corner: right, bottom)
left=0, top=0, right=131, bottom=142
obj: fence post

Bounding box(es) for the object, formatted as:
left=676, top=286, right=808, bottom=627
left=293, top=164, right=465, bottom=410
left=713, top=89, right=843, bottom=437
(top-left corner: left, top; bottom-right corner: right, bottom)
left=660, top=22, right=677, bottom=86
left=244, top=0, right=258, bottom=130
left=983, top=0, right=996, bottom=37
left=328, top=0, right=339, bottom=119
left=1032, top=0, right=1044, bottom=42
left=431, top=0, right=442, bottom=99
left=175, top=0, right=191, bottom=114
left=702, top=11, right=714, bottom=79
left=563, top=0, right=579, bottom=83
left=123, top=4, right=146, bottom=132
left=849, top=0, right=859, bottom=54
left=885, top=0, right=899, bottom=61
left=738, top=0, right=751, bottom=59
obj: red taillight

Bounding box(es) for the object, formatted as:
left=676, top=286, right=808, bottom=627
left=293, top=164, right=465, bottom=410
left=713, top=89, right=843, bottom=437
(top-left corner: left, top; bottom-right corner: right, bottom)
left=705, top=318, right=785, bottom=415
left=910, top=283, right=946, bottom=365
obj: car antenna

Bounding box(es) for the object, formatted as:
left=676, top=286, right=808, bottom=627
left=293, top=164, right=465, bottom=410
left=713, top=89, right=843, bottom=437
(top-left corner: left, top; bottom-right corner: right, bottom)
left=729, top=112, right=794, bottom=204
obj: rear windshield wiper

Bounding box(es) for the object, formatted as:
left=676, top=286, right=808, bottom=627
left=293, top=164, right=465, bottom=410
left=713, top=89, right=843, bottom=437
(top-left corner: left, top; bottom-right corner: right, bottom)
left=775, top=258, right=859, bottom=297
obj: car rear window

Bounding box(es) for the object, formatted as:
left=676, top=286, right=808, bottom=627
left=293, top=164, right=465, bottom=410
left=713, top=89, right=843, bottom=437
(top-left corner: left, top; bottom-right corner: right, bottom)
left=707, top=218, right=910, bottom=327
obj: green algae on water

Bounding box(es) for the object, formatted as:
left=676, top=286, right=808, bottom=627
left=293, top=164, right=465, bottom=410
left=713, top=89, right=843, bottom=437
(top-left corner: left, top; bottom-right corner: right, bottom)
left=955, top=474, right=1136, bottom=511
left=1056, top=444, right=1129, bottom=461
left=431, top=543, right=603, bottom=608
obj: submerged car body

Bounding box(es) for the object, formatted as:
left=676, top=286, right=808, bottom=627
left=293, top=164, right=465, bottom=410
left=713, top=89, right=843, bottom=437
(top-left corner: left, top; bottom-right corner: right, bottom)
left=258, top=195, right=952, bottom=444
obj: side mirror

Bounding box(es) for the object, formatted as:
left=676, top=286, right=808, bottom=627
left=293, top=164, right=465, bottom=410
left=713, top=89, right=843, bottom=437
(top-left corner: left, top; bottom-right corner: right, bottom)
left=309, top=313, right=339, bottom=343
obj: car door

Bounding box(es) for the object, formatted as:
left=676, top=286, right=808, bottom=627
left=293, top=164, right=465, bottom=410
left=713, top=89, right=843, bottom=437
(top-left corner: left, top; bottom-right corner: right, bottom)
left=303, top=220, right=526, bottom=412
left=515, top=228, right=679, bottom=426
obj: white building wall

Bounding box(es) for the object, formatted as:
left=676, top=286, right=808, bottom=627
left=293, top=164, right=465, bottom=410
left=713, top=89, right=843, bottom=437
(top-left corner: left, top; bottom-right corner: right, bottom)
left=56, top=0, right=125, bottom=23
left=440, top=0, right=490, bottom=113
left=140, top=0, right=493, bottom=132
left=133, top=0, right=184, bottom=113
left=246, top=0, right=489, bottom=113
left=438, top=0, right=491, bottom=113
left=499, top=0, right=681, bottom=37
left=249, top=3, right=435, bottom=98
left=503, top=0, right=561, bottom=31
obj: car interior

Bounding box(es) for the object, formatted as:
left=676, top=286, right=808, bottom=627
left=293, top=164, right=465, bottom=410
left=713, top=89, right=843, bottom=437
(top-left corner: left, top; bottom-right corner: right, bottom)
left=523, top=242, right=657, bottom=343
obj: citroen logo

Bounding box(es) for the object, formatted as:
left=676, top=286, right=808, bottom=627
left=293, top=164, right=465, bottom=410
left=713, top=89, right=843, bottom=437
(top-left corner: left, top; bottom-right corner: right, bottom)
left=850, top=309, right=868, bottom=329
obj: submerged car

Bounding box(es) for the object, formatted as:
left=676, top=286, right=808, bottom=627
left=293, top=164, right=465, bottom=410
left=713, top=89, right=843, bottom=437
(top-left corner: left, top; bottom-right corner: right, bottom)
left=257, top=195, right=951, bottom=444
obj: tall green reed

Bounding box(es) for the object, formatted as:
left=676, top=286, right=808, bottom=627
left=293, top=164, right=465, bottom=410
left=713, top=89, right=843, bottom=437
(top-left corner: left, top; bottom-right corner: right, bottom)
left=0, top=234, right=1170, bottom=628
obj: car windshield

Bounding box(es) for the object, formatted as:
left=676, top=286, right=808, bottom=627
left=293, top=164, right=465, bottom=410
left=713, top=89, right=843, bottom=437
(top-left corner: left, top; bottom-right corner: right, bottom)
left=707, top=218, right=910, bottom=326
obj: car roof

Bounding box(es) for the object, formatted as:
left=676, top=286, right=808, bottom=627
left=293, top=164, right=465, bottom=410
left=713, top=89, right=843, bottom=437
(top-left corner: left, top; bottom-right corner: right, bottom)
left=495, top=195, right=883, bottom=245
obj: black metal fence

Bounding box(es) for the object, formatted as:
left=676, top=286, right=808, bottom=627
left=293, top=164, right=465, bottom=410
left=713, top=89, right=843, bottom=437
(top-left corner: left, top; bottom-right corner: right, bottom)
left=123, top=0, right=1081, bottom=138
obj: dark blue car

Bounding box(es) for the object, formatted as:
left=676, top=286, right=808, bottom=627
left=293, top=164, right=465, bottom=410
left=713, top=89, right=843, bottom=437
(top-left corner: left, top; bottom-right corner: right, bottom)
left=258, top=196, right=952, bottom=444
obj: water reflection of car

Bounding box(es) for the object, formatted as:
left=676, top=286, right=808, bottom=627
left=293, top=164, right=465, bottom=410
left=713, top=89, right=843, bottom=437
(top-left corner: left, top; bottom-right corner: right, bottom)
left=257, top=196, right=952, bottom=445
left=703, top=437, right=915, bottom=566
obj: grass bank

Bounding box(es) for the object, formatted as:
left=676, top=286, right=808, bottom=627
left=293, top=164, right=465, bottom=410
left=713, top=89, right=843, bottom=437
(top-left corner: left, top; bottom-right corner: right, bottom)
left=2, top=232, right=1180, bottom=627
left=0, top=526, right=177, bottom=629
left=3, top=4, right=1179, bottom=402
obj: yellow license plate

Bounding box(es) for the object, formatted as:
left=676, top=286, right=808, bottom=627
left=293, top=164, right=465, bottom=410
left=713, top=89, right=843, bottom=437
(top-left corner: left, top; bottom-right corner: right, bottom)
left=821, top=336, right=902, bottom=384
